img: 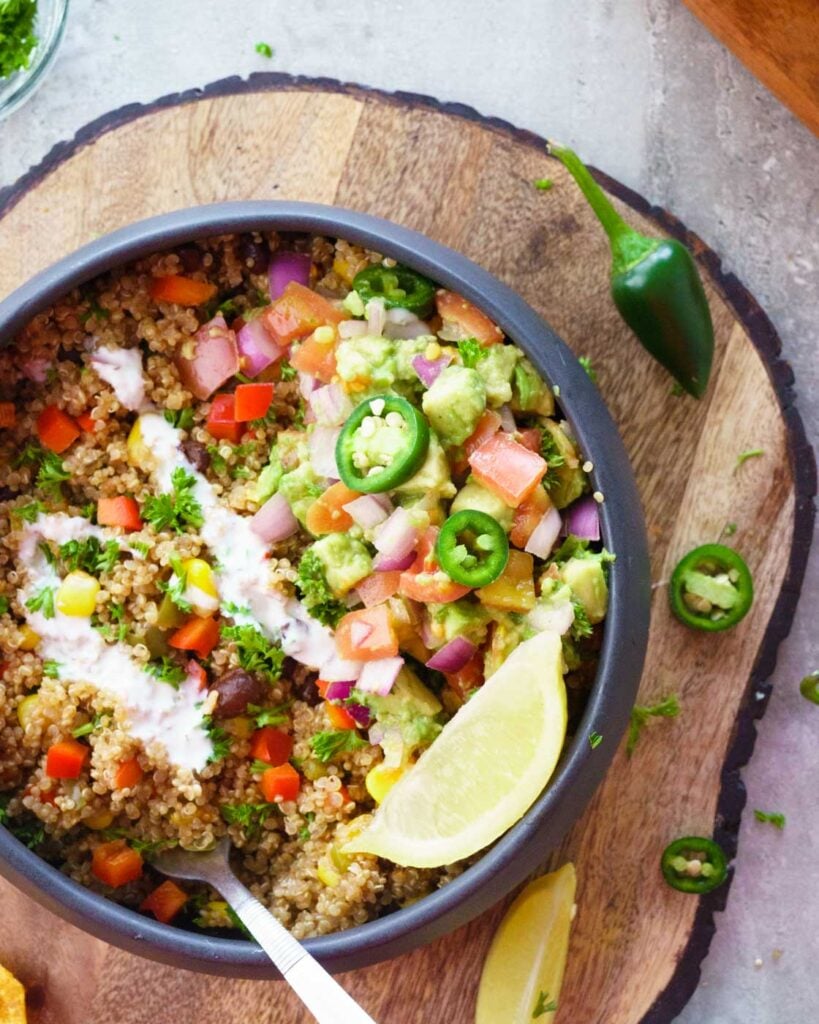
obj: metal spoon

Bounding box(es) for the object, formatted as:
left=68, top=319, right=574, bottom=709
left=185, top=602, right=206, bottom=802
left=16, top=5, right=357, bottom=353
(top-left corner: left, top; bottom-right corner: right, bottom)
left=154, top=839, right=377, bottom=1024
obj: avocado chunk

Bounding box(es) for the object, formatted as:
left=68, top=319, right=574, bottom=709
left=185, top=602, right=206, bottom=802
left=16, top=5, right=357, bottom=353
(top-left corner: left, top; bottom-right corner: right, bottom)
left=357, top=668, right=443, bottom=756
left=429, top=599, right=490, bottom=645
left=393, top=430, right=456, bottom=500
left=560, top=555, right=608, bottom=624
left=309, top=533, right=372, bottom=596
left=450, top=477, right=513, bottom=530
left=473, top=344, right=520, bottom=407
left=512, top=356, right=555, bottom=416
left=541, top=420, right=586, bottom=509
left=422, top=365, right=486, bottom=447
left=682, top=570, right=738, bottom=610
left=278, top=461, right=324, bottom=527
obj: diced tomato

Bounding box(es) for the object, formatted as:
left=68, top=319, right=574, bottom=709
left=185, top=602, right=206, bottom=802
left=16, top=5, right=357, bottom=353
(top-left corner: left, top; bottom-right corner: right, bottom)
left=444, top=651, right=485, bottom=700
left=468, top=432, right=547, bottom=507
left=290, top=332, right=338, bottom=384
left=263, top=282, right=344, bottom=347
left=234, top=382, right=274, bottom=422
left=335, top=606, right=399, bottom=662
left=0, top=402, right=17, bottom=428
left=114, top=758, right=143, bottom=790
left=97, top=496, right=142, bottom=531
left=305, top=482, right=359, bottom=536
left=398, top=527, right=471, bottom=604
left=140, top=880, right=188, bottom=924
left=517, top=428, right=542, bottom=453
left=435, top=290, right=504, bottom=346
left=46, top=739, right=88, bottom=779
left=477, top=549, right=536, bottom=612
left=36, top=406, right=80, bottom=454
left=464, top=409, right=502, bottom=457
left=260, top=763, right=301, bottom=803
left=149, top=275, right=217, bottom=306
left=355, top=571, right=401, bottom=608
left=326, top=704, right=357, bottom=730
left=510, top=486, right=552, bottom=549
left=206, top=393, right=243, bottom=443
left=250, top=726, right=293, bottom=767
left=169, top=616, right=220, bottom=658
left=76, top=411, right=97, bottom=433
left=91, top=840, right=143, bottom=887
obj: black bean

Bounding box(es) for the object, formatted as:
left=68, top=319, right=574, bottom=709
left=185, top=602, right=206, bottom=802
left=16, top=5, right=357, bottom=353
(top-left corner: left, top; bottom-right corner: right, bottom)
left=178, top=246, right=204, bottom=273
left=179, top=440, right=210, bottom=473
left=284, top=659, right=322, bottom=707
left=210, top=669, right=267, bottom=719
left=237, top=236, right=270, bottom=275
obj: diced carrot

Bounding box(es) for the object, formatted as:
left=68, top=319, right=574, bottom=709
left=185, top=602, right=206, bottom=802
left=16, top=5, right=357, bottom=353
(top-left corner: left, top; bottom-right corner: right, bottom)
left=0, top=402, right=16, bottom=428
left=355, top=571, right=401, bottom=608
left=518, top=428, right=542, bottom=453
left=140, top=880, right=188, bottom=924
left=262, top=282, right=344, bottom=347
left=510, top=486, right=552, bottom=549
left=169, top=616, right=220, bottom=658
left=477, top=550, right=536, bottom=612
left=206, top=393, right=243, bottom=443
left=91, top=840, right=143, bottom=887
left=435, top=290, right=504, bottom=346
left=398, top=527, right=471, bottom=605
left=76, top=410, right=97, bottom=433
left=234, top=382, right=275, bottom=422
left=97, top=496, right=143, bottom=531
left=260, top=763, right=301, bottom=803
left=250, top=727, right=293, bottom=767
left=46, top=739, right=88, bottom=779
left=335, top=606, right=398, bottom=662
left=468, top=432, right=547, bottom=507
left=305, top=481, right=360, bottom=536
left=326, top=703, right=357, bottom=730
left=289, top=332, right=338, bottom=384
left=444, top=651, right=485, bottom=700
left=149, top=275, right=217, bottom=306
left=36, top=405, right=80, bottom=454
left=114, top=758, right=143, bottom=790
left=464, top=409, right=502, bottom=456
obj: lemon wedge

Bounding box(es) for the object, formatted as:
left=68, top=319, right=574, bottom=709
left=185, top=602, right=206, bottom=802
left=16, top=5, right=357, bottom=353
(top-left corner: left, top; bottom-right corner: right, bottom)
left=344, top=629, right=567, bottom=867
left=476, top=862, right=576, bottom=1024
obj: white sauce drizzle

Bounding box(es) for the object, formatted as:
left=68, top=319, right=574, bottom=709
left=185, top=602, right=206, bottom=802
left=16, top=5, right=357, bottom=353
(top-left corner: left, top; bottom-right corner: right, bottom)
left=91, top=347, right=146, bottom=411
left=18, top=514, right=212, bottom=770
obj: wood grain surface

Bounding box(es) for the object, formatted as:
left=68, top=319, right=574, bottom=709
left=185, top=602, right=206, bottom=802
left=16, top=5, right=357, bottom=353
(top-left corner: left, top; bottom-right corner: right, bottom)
left=683, top=0, right=819, bottom=135
left=0, top=80, right=814, bottom=1024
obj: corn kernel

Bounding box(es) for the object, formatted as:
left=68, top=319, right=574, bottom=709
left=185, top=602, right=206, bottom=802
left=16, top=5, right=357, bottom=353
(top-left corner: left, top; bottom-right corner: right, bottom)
left=424, top=341, right=442, bottom=361
left=85, top=810, right=114, bottom=831
left=225, top=716, right=253, bottom=739
left=313, top=325, right=336, bottom=345
left=17, top=693, right=40, bottom=730
left=56, top=571, right=100, bottom=617
left=181, top=557, right=219, bottom=615
left=332, top=256, right=354, bottom=287
left=330, top=845, right=352, bottom=873
left=317, top=859, right=341, bottom=888
left=18, top=625, right=40, bottom=651
left=126, top=418, right=153, bottom=468
left=365, top=764, right=405, bottom=805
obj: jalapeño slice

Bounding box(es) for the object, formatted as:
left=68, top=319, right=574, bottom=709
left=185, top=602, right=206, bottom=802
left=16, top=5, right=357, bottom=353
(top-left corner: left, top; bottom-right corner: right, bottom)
left=335, top=395, right=430, bottom=494
left=661, top=836, right=728, bottom=894
left=436, top=509, right=509, bottom=588
left=669, top=543, right=753, bottom=632
left=352, top=264, right=436, bottom=318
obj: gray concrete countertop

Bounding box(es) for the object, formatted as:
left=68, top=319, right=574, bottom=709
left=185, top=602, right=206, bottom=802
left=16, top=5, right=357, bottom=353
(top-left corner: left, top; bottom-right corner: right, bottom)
left=1, top=2, right=816, bottom=1021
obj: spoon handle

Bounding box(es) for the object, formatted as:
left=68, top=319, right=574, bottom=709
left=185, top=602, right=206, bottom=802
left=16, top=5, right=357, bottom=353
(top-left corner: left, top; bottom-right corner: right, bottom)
left=220, top=874, right=378, bottom=1024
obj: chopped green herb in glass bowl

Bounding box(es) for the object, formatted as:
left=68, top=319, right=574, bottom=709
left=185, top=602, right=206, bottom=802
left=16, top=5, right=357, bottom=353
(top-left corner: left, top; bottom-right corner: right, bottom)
left=0, top=0, right=68, bottom=122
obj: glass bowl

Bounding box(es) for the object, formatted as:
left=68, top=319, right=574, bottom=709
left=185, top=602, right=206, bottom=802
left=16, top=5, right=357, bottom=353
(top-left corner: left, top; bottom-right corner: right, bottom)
left=0, top=0, right=69, bottom=122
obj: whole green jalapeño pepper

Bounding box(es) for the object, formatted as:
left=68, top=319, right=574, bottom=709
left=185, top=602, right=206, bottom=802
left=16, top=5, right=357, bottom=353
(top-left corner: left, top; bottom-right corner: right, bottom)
left=670, top=543, right=753, bottom=632
left=436, top=509, right=509, bottom=587
left=661, top=836, right=728, bottom=894
left=336, top=395, right=430, bottom=494
left=352, top=264, right=436, bottom=318
left=550, top=144, right=714, bottom=398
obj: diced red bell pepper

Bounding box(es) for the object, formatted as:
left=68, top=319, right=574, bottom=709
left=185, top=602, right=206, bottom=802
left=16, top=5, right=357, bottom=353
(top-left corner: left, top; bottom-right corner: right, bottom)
left=36, top=406, right=80, bottom=454
left=149, top=275, right=217, bottom=306
left=140, top=879, right=188, bottom=923
left=262, top=282, right=344, bottom=347
left=250, top=726, right=294, bottom=767
left=169, top=616, right=220, bottom=658
left=468, top=431, right=547, bottom=507
left=97, top=496, right=143, bottom=531
left=46, top=739, right=88, bottom=779
left=91, top=840, right=143, bottom=887
left=260, top=763, right=301, bottom=803
left=206, top=393, right=243, bottom=443
left=234, top=382, right=274, bottom=422
left=76, top=411, right=97, bottom=433
left=326, top=704, right=357, bottom=730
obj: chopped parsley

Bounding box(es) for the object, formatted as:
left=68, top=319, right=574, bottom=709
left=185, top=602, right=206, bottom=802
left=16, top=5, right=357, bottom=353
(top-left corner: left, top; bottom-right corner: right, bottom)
left=539, top=428, right=566, bottom=475
left=80, top=502, right=96, bottom=521
left=78, top=299, right=110, bottom=326
left=247, top=701, right=291, bottom=728
left=25, top=585, right=55, bottom=619
left=158, top=553, right=192, bottom=612
left=250, top=759, right=272, bottom=775
left=721, top=522, right=738, bottom=539
left=71, top=710, right=110, bottom=738
left=736, top=448, right=764, bottom=469
left=223, top=600, right=251, bottom=617
left=570, top=599, right=593, bottom=641
left=91, top=611, right=128, bottom=643
left=220, top=802, right=277, bottom=835
left=0, top=597, right=9, bottom=615
left=38, top=541, right=56, bottom=565
left=279, top=360, right=297, bottom=381
left=295, top=550, right=346, bottom=628
left=754, top=810, right=786, bottom=830
left=799, top=670, right=819, bottom=705
left=255, top=41, right=274, bottom=58
left=533, top=991, right=558, bottom=1017
left=7, top=817, right=45, bottom=850
left=12, top=441, right=41, bottom=468
left=457, top=337, right=483, bottom=369
left=147, top=657, right=187, bottom=689
left=142, top=467, right=203, bottom=534
left=100, top=828, right=178, bottom=858
left=533, top=178, right=554, bottom=192
left=588, top=731, right=603, bottom=750
left=221, top=623, right=284, bottom=683
left=59, top=535, right=120, bottom=575
left=626, top=694, right=680, bottom=756
left=36, top=450, right=71, bottom=496
left=207, top=444, right=228, bottom=474
left=163, top=407, right=195, bottom=431
left=298, top=811, right=316, bottom=842
left=11, top=500, right=44, bottom=523
left=578, top=355, right=597, bottom=383
left=670, top=381, right=685, bottom=397
left=0, top=0, right=38, bottom=79
left=204, top=717, right=232, bottom=763
left=42, top=659, right=60, bottom=678
left=131, top=540, right=151, bottom=557
left=309, top=730, right=367, bottom=763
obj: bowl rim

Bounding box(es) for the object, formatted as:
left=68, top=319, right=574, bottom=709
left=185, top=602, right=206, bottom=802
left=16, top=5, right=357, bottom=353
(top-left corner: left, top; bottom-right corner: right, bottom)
left=0, top=201, right=650, bottom=976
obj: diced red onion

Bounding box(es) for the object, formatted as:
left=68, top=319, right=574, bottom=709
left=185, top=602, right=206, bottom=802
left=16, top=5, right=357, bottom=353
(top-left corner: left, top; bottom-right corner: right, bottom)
left=385, top=308, right=432, bottom=340
left=175, top=315, right=239, bottom=400
left=371, top=492, right=394, bottom=513
left=357, top=656, right=404, bottom=696
left=324, top=680, right=355, bottom=702
left=365, top=298, right=386, bottom=337
left=343, top=495, right=390, bottom=530
left=338, top=319, right=369, bottom=340
left=373, top=549, right=416, bottom=572
left=425, top=636, right=476, bottom=673
left=412, top=353, right=452, bottom=388
left=381, top=727, right=406, bottom=767
left=347, top=703, right=371, bottom=727
left=298, top=371, right=319, bottom=400
left=21, top=357, right=51, bottom=383
left=564, top=494, right=601, bottom=541
left=368, top=724, right=385, bottom=746
left=373, top=507, right=419, bottom=562
left=268, top=251, right=311, bottom=301
left=525, top=506, right=563, bottom=559
left=308, top=426, right=340, bottom=478
left=498, top=404, right=517, bottom=432
left=420, top=617, right=439, bottom=651
left=250, top=492, right=299, bottom=544
left=350, top=621, right=374, bottom=647
left=308, top=383, right=353, bottom=427
left=527, top=600, right=575, bottom=636
left=236, top=318, right=284, bottom=378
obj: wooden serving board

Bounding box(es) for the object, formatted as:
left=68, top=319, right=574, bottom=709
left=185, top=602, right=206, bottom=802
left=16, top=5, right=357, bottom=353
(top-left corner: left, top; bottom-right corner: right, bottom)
left=0, top=78, right=814, bottom=1024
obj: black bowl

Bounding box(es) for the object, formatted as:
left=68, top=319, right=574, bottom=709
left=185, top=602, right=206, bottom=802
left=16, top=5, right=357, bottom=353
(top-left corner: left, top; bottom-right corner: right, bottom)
left=0, top=202, right=650, bottom=977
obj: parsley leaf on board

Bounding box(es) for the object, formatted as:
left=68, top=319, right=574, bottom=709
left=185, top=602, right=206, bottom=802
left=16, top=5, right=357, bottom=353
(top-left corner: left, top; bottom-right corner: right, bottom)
left=735, top=448, right=764, bottom=470
left=578, top=355, right=597, bottom=383
left=754, top=810, right=786, bottom=830
left=588, top=731, right=603, bottom=750
left=533, top=178, right=554, bottom=192
left=626, top=694, right=680, bottom=756
left=533, top=991, right=558, bottom=1017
